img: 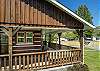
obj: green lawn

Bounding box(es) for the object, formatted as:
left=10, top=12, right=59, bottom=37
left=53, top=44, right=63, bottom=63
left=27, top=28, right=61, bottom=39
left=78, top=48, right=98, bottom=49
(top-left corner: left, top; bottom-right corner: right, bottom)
left=84, top=48, right=100, bottom=71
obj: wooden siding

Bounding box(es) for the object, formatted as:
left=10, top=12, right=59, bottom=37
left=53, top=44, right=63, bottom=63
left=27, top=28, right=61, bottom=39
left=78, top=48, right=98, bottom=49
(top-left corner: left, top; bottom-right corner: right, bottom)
left=0, top=0, right=83, bottom=29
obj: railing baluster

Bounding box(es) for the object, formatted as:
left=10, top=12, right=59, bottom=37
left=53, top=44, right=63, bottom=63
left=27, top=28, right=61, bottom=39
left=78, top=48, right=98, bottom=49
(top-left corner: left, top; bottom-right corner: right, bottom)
left=49, top=52, right=51, bottom=65
left=51, top=52, right=53, bottom=65
left=75, top=50, right=76, bottom=61
left=77, top=51, right=80, bottom=61
left=31, top=55, right=33, bottom=70
left=54, top=52, right=56, bottom=65
left=71, top=51, right=73, bottom=64
left=19, top=56, right=21, bottom=70
left=48, top=52, right=50, bottom=66
left=73, top=50, right=75, bottom=62
left=62, top=51, right=64, bottom=66
left=34, top=54, right=36, bottom=68
left=42, top=53, right=44, bottom=67
left=0, top=58, right=1, bottom=70
left=57, top=51, right=60, bottom=66
left=15, top=56, right=17, bottom=70
left=68, top=51, right=70, bottom=63
left=65, top=51, right=67, bottom=64
left=55, top=52, right=57, bottom=65
left=60, top=51, right=62, bottom=65
left=45, top=53, right=47, bottom=68
left=53, top=52, right=55, bottom=65
left=78, top=50, right=81, bottom=61
left=63, top=51, right=65, bottom=65
left=38, top=54, right=40, bottom=68
left=66, top=51, right=68, bottom=64
left=77, top=50, right=79, bottom=61
left=4, top=57, right=6, bottom=70
left=27, top=55, right=29, bottom=70
left=23, top=56, right=25, bottom=70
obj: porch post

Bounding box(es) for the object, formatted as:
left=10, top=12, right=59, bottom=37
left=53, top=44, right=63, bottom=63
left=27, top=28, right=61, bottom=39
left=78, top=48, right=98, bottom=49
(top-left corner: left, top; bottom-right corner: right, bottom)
left=48, top=34, right=51, bottom=47
left=58, top=33, right=62, bottom=49
left=79, top=30, right=84, bottom=63
left=8, top=28, right=13, bottom=70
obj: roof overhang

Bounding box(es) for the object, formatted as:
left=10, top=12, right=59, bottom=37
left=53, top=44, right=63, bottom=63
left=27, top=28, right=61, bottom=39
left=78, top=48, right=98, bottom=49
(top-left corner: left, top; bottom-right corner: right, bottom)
left=46, top=0, right=96, bottom=29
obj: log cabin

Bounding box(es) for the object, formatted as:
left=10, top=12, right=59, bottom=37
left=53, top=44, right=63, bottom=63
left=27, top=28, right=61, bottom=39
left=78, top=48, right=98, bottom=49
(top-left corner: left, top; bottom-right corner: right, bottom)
left=0, top=0, right=95, bottom=71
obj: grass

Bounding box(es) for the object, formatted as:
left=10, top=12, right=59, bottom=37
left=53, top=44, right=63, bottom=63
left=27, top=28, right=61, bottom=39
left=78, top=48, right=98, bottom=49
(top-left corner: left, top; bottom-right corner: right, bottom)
left=62, top=41, right=100, bottom=71
left=84, top=48, right=100, bottom=71
left=63, top=41, right=100, bottom=71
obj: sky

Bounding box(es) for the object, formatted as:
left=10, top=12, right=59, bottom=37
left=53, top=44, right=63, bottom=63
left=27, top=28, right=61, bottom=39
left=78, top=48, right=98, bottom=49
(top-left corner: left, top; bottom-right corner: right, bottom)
left=58, top=0, right=100, bottom=26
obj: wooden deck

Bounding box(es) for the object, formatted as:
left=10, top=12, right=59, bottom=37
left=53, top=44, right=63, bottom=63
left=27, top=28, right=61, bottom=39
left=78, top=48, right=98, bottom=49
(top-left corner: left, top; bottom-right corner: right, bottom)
left=0, top=49, right=81, bottom=71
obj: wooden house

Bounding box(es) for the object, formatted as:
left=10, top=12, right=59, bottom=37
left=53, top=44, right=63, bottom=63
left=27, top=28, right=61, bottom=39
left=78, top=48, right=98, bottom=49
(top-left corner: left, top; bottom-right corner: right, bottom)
left=0, top=0, right=95, bottom=71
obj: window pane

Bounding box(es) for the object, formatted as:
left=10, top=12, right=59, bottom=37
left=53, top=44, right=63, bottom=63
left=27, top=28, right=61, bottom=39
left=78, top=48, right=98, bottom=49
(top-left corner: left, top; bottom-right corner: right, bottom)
left=18, top=33, right=24, bottom=37
left=27, top=38, right=32, bottom=43
left=26, top=32, right=33, bottom=37
left=18, top=38, right=24, bottom=43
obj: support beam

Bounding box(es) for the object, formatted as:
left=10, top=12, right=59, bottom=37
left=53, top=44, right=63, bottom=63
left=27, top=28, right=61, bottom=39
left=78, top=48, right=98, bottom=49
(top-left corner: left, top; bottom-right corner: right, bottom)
left=13, top=26, right=22, bottom=36
left=58, top=33, right=62, bottom=49
left=8, top=28, right=13, bottom=71
left=0, top=28, right=9, bottom=36
left=79, top=30, right=84, bottom=63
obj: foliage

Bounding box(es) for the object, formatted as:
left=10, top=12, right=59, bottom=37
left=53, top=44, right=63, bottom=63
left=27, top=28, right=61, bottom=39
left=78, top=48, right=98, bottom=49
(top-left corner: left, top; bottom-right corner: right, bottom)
left=44, top=32, right=58, bottom=43
left=84, top=28, right=94, bottom=37
left=76, top=5, right=94, bottom=37
left=50, top=33, right=58, bottom=42
left=93, top=26, right=100, bottom=37
left=62, top=31, right=79, bottom=40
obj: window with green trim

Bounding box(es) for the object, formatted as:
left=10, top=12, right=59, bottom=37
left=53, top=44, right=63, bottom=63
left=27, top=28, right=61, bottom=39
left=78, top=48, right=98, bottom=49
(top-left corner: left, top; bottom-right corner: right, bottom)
left=17, top=32, right=25, bottom=43
left=17, top=32, right=33, bottom=44
left=26, top=32, right=33, bottom=43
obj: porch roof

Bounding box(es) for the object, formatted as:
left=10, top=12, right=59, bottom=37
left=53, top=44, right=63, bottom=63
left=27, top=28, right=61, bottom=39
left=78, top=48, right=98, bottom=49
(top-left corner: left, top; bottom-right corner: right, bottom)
left=46, top=0, right=95, bottom=29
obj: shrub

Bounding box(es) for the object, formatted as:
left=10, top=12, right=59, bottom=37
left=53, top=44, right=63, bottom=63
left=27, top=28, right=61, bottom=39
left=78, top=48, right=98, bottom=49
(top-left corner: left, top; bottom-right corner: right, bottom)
left=67, top=64, right=89, bottom=71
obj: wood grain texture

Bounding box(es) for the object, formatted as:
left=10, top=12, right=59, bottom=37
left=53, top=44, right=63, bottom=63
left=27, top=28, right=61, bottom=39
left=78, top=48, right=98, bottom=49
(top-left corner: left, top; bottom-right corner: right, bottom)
left=5, top=0, right=11, bottom=22
left=0, top=0, right=83, bottom=29
left=15, top=0, right=21, bottom=23
left=20, top=1, right=25, bottom=24
left=11, top=0, right=15, bottom=23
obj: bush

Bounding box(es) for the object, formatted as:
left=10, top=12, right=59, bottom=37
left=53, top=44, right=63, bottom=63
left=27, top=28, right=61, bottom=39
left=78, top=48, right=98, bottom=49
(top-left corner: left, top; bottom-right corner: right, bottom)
left=67, top=64, right=89, bottom=71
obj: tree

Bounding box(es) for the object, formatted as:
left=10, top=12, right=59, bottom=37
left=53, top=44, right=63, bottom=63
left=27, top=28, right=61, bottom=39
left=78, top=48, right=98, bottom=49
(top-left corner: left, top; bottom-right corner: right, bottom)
left=75, top=5, right=94, bottom=38
left=76, top=5, right=93, bottom=24
left=93, top=26, right=100, bottom=37
left=62, top=31, right=79, bottom=40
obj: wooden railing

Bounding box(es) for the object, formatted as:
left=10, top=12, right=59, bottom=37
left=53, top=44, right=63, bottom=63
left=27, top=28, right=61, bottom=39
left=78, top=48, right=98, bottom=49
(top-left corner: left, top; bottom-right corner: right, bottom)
left=0, top=49, right=81, bottom=71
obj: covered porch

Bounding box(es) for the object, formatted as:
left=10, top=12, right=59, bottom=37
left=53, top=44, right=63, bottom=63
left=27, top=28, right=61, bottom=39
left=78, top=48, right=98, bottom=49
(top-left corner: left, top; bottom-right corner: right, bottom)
left=0, top=26, right=83, bottom=71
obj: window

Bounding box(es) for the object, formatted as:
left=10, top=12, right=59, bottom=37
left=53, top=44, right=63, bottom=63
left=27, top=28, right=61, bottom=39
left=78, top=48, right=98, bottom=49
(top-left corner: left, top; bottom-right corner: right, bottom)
left=17, top=32, right=25, bottom=43
left=26, top=32, right=33, bottom=43
left=17, top=32, right=33, bottom=44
